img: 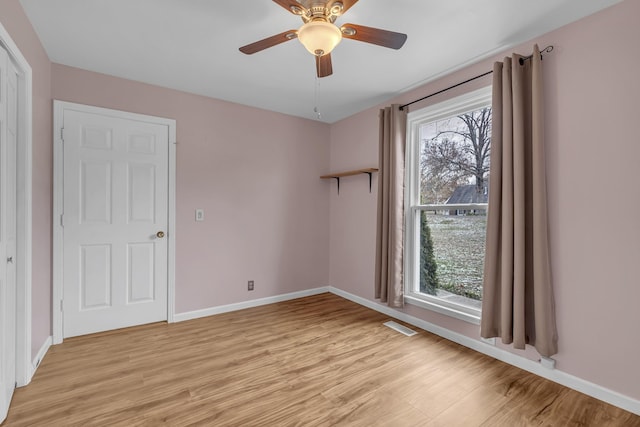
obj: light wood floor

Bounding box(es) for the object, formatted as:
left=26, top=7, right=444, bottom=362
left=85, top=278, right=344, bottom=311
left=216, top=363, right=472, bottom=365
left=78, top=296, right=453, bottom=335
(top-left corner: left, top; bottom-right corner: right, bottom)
left=4, top=293, right=639, bottom=426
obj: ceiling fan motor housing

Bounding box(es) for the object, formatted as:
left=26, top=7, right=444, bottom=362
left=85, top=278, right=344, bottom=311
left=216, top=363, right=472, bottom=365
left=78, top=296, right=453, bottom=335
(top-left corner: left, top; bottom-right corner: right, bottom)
left=296, top=1, right=344, bottom=23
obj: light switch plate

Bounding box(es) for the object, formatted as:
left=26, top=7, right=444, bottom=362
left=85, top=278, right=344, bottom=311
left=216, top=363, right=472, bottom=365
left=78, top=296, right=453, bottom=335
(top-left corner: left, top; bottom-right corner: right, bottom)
left=195, top=209, right=205, bottom=221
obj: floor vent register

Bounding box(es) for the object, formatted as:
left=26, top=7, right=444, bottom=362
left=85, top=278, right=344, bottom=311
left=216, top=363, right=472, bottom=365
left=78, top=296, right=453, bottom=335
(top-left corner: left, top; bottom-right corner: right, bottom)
left=383, top=321, right=417, bottom=337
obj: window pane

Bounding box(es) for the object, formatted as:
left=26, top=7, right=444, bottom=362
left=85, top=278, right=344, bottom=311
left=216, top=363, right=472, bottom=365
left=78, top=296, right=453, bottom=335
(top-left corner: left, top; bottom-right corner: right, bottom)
left=420, top=210, right=485, bottom=311
left=419, top=108, right=491, bottom=205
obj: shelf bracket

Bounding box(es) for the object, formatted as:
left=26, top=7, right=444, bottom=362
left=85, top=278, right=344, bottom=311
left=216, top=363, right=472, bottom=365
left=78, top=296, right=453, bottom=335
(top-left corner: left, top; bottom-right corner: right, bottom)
left=333, top=177, right=340, bottom=195
left=364, top=171, right=373, bottom=193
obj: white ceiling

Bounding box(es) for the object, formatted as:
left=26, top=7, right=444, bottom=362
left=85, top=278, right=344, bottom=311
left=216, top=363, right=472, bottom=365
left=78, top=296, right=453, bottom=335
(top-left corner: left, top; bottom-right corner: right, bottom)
left=20, top=0, right=620, bottom=123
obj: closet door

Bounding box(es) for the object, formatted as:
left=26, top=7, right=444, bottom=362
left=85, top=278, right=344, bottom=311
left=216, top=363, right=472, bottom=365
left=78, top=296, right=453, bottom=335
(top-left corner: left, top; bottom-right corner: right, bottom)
left=0, top=44, right=18, bottom=423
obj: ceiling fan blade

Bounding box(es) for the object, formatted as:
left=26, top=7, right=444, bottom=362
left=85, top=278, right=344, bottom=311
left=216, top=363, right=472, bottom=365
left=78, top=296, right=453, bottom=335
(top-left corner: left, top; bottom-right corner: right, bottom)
left=239, top=30, right=298, bottom=55
left=272, top=0, right=307, bottom=15
left=328, top=0, right=359, bottom=15
left=340, top=23, right=407, bottom=49
left=316, top=53, right=333, bottom=78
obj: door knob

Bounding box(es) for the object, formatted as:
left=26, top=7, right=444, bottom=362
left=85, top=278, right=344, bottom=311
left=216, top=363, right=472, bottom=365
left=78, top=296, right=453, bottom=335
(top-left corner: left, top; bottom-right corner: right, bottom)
left=7, top=257, right=12, bottom=263
left=156, top=231, right=165, bottom=238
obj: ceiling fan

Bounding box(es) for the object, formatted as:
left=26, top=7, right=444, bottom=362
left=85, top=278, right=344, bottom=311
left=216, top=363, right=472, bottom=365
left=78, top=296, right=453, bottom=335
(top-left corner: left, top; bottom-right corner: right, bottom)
left=239, top=0, right=408, bottom=78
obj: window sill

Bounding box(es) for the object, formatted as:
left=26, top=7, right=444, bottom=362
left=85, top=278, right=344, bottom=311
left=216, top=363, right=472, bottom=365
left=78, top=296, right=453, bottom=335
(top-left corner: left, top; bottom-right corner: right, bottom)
left=405, top=294, right=481, bottom=325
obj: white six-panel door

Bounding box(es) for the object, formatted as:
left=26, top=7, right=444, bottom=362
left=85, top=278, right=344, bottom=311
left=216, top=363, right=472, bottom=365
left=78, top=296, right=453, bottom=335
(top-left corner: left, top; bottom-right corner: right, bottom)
left=0, top=45, right=18, bottom=421
left=61, top=108, right=170, bottom=338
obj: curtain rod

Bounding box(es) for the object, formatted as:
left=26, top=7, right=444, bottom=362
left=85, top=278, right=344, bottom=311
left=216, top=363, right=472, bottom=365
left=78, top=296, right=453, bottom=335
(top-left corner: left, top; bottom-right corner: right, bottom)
left=399, top=45, right=554, bottom=111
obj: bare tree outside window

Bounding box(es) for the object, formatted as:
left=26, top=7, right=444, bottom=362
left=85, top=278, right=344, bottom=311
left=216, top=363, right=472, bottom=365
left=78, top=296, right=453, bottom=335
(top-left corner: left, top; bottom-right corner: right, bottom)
left=420, top=108, right=491, bottom=204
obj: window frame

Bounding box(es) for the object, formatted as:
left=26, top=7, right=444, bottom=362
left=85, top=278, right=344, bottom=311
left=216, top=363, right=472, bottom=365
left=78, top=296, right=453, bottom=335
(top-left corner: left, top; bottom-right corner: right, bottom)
left=404, top=86, right=492, bottom=324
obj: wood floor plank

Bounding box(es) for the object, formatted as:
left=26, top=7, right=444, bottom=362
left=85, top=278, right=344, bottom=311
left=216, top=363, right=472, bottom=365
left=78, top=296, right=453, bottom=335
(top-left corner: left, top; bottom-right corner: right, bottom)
left=3, top=293, right=639, bottom=426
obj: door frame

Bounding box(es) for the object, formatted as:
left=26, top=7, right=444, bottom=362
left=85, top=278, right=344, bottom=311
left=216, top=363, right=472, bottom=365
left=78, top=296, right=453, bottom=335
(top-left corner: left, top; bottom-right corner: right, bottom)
left=0, top=23, right=32, bottom=391
left=52, top=101, right=176, bottom=344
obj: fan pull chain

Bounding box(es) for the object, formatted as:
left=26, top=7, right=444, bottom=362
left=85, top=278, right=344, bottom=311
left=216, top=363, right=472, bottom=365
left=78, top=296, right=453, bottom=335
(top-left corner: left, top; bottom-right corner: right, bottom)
left=314, top=76, right=322, bottom=120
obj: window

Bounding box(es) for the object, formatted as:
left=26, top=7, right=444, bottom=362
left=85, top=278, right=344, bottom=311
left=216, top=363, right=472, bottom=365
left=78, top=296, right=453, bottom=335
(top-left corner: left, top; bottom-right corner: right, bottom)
left=405, top=87, right=492, bottom=324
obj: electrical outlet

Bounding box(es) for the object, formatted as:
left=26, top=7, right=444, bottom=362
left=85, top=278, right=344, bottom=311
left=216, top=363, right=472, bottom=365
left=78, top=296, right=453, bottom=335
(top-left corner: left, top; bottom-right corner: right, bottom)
left=248, top=280, right=254, bottom=291
left=195, top=209, right=205, bottom=222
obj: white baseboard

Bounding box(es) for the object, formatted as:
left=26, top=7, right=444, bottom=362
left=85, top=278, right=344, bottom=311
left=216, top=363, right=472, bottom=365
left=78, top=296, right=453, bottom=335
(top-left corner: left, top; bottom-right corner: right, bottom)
left=173, top=287, right=331, bottom=323
left=29, top=335, right=52, bottom=383
left=327, top=286, right=640, bottom=416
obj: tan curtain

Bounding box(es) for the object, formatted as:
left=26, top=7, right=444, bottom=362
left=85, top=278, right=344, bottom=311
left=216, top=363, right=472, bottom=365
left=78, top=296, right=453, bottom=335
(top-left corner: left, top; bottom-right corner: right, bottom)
left=481, top=45, right=558, bottom=357
left=375, top=104, right=407, bottom=308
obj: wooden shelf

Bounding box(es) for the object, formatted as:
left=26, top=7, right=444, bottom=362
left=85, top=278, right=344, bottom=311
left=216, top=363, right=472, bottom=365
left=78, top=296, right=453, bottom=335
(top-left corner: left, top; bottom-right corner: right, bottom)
left=320, top=168, right=378, bottom=179
left=320, top=168, right=378, bottom=194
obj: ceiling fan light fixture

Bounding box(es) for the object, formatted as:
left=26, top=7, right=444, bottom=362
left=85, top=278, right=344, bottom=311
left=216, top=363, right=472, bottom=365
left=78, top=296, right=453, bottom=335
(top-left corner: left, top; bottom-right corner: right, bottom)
left=297, top=21, right=342, bottom=56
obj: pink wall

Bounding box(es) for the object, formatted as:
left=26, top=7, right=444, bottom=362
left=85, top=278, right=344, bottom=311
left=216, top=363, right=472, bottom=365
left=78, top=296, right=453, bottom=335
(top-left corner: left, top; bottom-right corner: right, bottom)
left=0, top=0, right=52, bottom=359
left=329, top=0, right=640, bottom=401
left=51, top=64, right=331, bottom=314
